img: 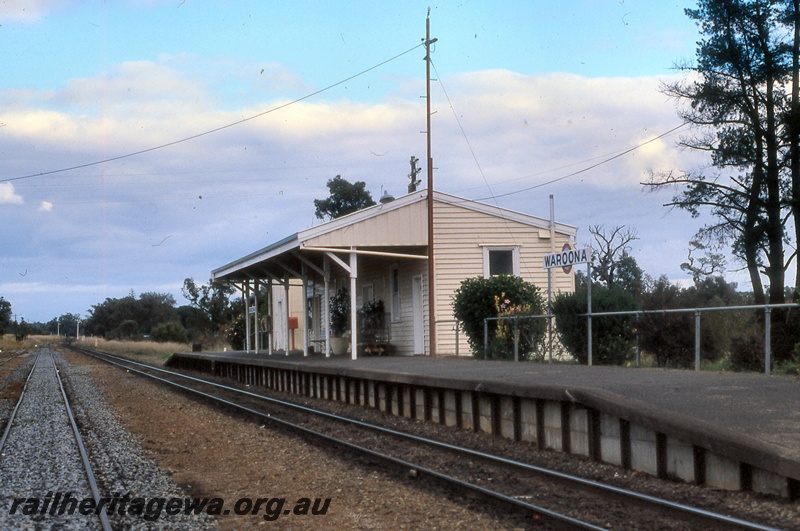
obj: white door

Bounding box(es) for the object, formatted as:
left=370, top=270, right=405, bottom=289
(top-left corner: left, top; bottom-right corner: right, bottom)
left=412, top=275, right=424, bottom=355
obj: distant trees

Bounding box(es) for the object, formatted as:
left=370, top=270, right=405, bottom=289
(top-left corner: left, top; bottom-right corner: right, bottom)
left=181, top=278, right=238, bottom=345
left=84, top=292, right=182, bottom=340
left=313, top=175, right=376, bottom=221
left=58, top=313, right=81, bottom=338
left=0, top=297, right=11, bottom=335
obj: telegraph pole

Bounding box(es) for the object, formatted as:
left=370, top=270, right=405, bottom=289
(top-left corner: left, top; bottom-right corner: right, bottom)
left=424, top=10, right=438, bottom=356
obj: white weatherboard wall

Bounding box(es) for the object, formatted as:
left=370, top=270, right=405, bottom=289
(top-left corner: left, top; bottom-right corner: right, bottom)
left=433, top=199, right=575, bottom=356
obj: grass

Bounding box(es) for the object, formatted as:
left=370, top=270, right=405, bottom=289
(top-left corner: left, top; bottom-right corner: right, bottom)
left=0, top=334, right=42, bottom=352
left=77, top=337, right=232, bottom=361
left=1, top=334, right=231, bottom=362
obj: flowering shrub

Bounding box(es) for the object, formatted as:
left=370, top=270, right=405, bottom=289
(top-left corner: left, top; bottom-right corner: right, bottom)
left=452, top=275, right=546, bottom=360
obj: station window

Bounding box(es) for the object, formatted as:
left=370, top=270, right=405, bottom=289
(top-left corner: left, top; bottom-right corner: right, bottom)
left=483, top=246, right=520, bottom=277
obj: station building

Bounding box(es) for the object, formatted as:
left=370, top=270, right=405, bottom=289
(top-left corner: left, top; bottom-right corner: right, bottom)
left=211, top=189, right=576, bottom=358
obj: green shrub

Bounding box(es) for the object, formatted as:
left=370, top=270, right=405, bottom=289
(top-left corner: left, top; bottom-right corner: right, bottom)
left=329, top=287, right=351, bottom=337
left=452, top=275, right=546, bottom=360
left=730, top=326, right=765, bottom=372
left=551, top=286, right=636, bottom=365
left=108, top=319, right=140, bottom=340
left=638, top=276, right=744, bottom=368
left=151, top=321, right=189, bottom=344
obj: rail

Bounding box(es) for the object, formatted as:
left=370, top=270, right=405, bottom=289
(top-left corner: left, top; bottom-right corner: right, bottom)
left=70, top=345, right=781, bottom=530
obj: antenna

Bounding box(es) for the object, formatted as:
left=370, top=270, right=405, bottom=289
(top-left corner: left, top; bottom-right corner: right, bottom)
left=408, top=156, right=422, bottom=192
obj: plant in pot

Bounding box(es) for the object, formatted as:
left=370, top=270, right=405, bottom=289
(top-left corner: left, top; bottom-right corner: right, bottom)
left=328, top=287, right=351, bottom=355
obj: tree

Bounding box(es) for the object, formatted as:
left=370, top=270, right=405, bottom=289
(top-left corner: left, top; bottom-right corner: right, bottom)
left=650, top=0, right=794, bottom=304
left=85, top=291, right=178, bottom=338
left=181, top=278, right=237, bottom=342
left=136, top=292, right=178, bottom=335
left=14, top=318, right=29, bottom=341
left=0, top=297, right=11, bottom=335
left=680, top=239, right=727, bottom=283
left=638, top=275, right=744, bottom=368
left=589, top=225, right=644, bottom=294
left=313, top=175, right=376, bottom=220
left=58, top=313, right=81, bottom=338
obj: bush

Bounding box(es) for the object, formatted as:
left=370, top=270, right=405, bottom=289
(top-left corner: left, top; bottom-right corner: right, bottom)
left=329, top=287, right=351, bottom=337
left=770, top=307, right=800, bottom=365
left=452, top=275, right=546, bottom=360
left=108, top=319, right=140, bottom=340
left=551, top=285, right=637, bottom=365
left=151, top=321, right=189, bottom=344
left=638, top=276, right=747, bottom=368
left=730, top=326, right=765, bottom=372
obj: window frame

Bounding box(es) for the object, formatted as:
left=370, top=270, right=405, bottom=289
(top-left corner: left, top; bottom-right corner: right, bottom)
left=482, top=245, right=520, bottom=277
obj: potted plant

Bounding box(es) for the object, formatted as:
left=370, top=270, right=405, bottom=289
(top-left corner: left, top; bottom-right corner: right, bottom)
left=329, top=287, right=351, bottom=355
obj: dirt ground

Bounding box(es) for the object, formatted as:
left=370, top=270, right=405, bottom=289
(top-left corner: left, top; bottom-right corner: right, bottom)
left=63, top=350, right=527, bottom=530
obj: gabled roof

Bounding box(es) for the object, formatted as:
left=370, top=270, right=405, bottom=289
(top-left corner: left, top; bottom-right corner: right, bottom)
left=212, top=189, right=577, bottom=281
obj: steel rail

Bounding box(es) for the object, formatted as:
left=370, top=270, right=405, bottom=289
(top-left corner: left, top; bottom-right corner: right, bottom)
left=50, top=352, right=113, bottom=531
left=0, top=351, right=25, bottom=367
left=73, top=346, right=604, bottom=530
left=73, top=346, right=782, bottom=530
left=0, top=351, right=40, bottom=454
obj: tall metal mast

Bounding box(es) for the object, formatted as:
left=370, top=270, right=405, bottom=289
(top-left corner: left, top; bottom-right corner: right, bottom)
left=424, top=9, right=438, bottom=356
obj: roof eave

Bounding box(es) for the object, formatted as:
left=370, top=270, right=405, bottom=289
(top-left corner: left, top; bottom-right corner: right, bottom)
left=212, top=233, right=300, bottom=281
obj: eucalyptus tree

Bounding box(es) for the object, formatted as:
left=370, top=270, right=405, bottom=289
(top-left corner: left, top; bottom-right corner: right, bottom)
left=652, top=0, right=799, bottom=303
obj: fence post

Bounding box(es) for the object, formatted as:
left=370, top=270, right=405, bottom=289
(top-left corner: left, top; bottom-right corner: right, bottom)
left=513, top=318, right=519, bottom=362
left=635, top=312, right=640, bottom=368
left=694, top=310, right=701, bottom=372
left=765, top=306, right=771, bottom=375
left=483, top=319, right=488, bottom=357
left=587, top=261, right=593, bottom=366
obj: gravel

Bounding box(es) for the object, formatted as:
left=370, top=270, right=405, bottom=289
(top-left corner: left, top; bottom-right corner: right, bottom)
left=0, top=348, right=218, bottom=530
left=0, top=349, right=98, bottom=530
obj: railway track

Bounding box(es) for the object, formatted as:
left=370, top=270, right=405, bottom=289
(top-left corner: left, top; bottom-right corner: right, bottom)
left=0, top=350, right=25, bottom=368
left=69, top=345, right=782, bottom=530
left=0, top=348, right=112, bottom=530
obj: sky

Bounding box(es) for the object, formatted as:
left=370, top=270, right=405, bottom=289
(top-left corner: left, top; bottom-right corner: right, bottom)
left=0, top=0, right=753, bottom=323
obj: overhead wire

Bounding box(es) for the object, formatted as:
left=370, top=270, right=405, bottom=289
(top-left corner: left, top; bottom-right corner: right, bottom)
left=430, top=57, right=688, bottom=202
left=0, top=42, right=425, bottom=185
left=471, top=122, right=689, bottom=202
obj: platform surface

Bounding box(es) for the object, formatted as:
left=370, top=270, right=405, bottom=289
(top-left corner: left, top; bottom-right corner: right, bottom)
left=172, top=350, right=800, bottom=465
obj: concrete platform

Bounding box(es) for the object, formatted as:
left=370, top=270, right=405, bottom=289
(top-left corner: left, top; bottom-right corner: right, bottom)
left=168, top=350, right=800, bottom=497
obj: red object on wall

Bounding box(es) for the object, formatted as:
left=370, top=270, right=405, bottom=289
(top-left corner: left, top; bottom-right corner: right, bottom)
left=288, top=316, right=299, bottom=329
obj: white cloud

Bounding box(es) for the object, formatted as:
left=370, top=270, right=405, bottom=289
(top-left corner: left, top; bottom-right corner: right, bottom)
left=0, top=0, right=73, bottom=22
left=0, top=183, right=23, bottom=204
left=1, top=64, right=722, bottom=321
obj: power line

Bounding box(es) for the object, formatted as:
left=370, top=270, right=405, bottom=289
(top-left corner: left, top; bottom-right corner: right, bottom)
left=471, top=121, right=689, bottom=202
left=0, top=43, right=424, bottom=184
left=428, top=57, right=688, bottom=202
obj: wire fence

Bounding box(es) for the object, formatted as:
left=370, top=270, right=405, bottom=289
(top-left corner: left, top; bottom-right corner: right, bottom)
left=479, top=303, right=800, bottom=374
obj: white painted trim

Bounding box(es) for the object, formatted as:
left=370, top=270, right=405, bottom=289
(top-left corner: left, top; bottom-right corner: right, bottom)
left=482, top=245, right=520, bottom=277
